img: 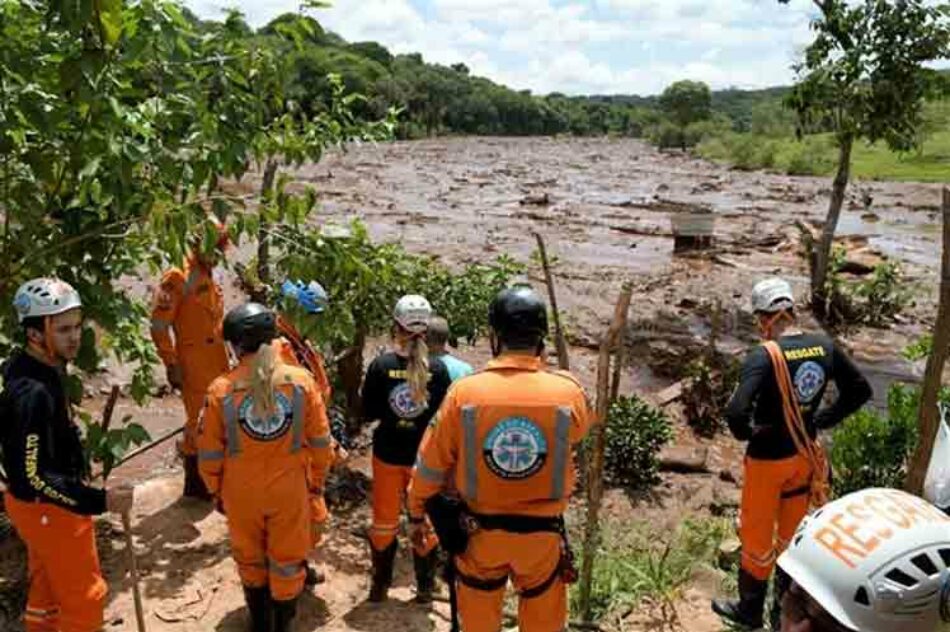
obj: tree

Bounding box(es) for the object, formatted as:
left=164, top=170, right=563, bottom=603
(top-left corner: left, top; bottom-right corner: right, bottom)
left=779, top=0, right=950, bottom=317
left=659, top=80, right=712, bottom=127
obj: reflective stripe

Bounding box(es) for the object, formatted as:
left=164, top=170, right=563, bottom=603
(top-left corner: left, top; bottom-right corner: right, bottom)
left=223, top=393, right=241, bottom=456
left=370, top=524, right=400, bottom=535
left=182, top=268, right=201, bottom=297
left=550, top=406, right=571, bottom=500
left=199, top=450, right=225, bottom=462
left=415, top=457, right=446, bottom=484
left=150, top=318, right=172, bottom=331
left=290, top=386, right=304, bottom=453
left=268, top=558, right=304, bottom=578
left=462, top=405, right=478, bottom=502
left=308, top=436, right=331, bottom=449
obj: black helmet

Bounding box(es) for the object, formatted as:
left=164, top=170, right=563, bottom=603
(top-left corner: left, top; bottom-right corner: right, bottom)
left=489, top=286, right=548, bottom=350
left=223, top=303, right=277, bottom=352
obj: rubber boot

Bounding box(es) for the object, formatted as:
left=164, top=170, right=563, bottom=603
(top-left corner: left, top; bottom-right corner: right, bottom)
left=273, top=596, right=299, bottom=632
left=769, top=567, right=792, bottom=630
left=413, top=551, right=438, bottom=604
left=243, top=585, right=273, bottom=632
left=305, top=562, right=326, bottom=587
left=183, top=455, right=212, bottom=501
left=368, top=542, right=397, bottom=602
left=712, top=569, right=768, bottom=630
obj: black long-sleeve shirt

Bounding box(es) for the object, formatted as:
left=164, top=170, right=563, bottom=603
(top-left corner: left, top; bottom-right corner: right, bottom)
left=726, top=332, right=872, bottom=460
left=0, top=350, right=107, bottom=514
left=361, top=352, right=451, bottom=466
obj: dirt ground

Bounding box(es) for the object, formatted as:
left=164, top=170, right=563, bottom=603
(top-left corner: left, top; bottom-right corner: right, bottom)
left=0, top=137, right=944, bottom=631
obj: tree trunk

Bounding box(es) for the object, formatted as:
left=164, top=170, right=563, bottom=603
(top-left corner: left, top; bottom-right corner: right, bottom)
left=534, top=233, right=570, bottom=370
left=578, top=284, right=632, bottom=623
left=905, top=188, right=950, bottom=496
left=339, top=328, right=367, bottom=424
left=811, top=136, right=853, bottom=316
left=257, top=159, right=279, bottom=287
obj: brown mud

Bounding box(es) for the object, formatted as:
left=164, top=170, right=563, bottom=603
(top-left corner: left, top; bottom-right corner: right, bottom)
left=1, top=137, right=943, bottom=631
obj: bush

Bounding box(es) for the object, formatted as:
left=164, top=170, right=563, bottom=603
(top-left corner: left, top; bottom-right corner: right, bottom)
left=683, top=354, right=741, bottom=438
left=829, top=383, right=950, bottom=496
left=598, top=396, right=673, bottom=489
left=853, top=261, right=913, bottom=326
left=649, top=121, right=689, bottom=150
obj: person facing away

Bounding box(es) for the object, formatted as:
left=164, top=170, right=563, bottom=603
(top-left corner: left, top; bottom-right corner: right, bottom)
left=776, top=488, right=950, bottom=632
left=197, top=303, right=332, bottom=632
left=1, top=278, right=134, bottom=632
left=713, top=277, right=872, bottom=631
left=150, top=214, right=230, bottom=500
left=361, top=294, right=452, bottom=604
left=427, top=315, right=474, bottom=382
left=408, top=285, right=593, bottom=632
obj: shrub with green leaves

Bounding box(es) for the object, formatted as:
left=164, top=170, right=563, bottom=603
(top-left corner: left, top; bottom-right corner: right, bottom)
left=80, top=413, right=151, bottom=482
left=830, top=383, right=950, bottom=496
left=597, top=396, right=673, bottom=489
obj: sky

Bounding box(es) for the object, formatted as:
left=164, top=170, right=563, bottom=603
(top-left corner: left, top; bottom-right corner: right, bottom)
left=181, top=0, right=860, bottom=97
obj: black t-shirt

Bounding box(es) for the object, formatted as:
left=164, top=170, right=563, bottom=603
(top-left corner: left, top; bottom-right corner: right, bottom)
left=361, top=352, right=452, bottom=466
left=725, top=332, right=872, bottom=460
left=0, top=350, right=107, bottom=514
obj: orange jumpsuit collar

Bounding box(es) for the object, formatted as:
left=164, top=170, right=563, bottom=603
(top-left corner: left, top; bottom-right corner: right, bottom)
left=485, top=354, right=545, bottom=372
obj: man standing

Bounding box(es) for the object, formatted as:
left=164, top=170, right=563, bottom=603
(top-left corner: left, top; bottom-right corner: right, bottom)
left=427, top=316, right=474, bottom=382
left=408, top=286, right=592, bottom=631
left=150, top=217, right=230, bottom=499
left=712, top=278, right=872, bottom=630
left=1, top=278, right=134, bottom=632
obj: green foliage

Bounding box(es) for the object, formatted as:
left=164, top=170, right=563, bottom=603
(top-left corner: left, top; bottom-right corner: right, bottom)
left=829, top=383, right=944, bottom=496
left=823, top=248, right=914, bottom=326
left=904, top=334, right=934, bottom=362
left=659, top=80, right=712, bottom=128
left=594, top=396, right=673, bottom=490
left=80, top=412, right=151, bottom=481
left=570, top=517, right=730, bottom=625
left=683, top=355, right=741, bottom=438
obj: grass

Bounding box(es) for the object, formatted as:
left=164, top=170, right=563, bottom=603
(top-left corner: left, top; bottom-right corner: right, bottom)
left=696, top=100, right=950, bottom=183
left=568, top=516, right=733, bottom=629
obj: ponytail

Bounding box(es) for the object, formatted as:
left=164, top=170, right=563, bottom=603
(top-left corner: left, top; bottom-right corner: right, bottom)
left=406, top=335, right=429, bottom=406
left=250, top=342, right=280, bottom=419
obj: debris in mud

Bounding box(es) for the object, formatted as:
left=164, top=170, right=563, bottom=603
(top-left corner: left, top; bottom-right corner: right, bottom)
left=658, top=446, right=709, bottom=473
left=670, top=209, right=715, bottom=254
left=862, top=212, right=881, bottom=222
left=520, top=192, right=550, bottom=206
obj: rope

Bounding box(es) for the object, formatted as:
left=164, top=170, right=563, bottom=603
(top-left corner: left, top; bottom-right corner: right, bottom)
left=763, top=341, right=831, bottom=508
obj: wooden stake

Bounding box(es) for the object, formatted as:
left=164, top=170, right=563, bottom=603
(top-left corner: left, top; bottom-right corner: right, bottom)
left=906, top=187, right=950, bottom=495
left=121, top=511, right=148, bottom=632
left=535, top=232, right=571, bottom=370
left=578, top=283, right=633, bottom=623
left=101, top=385, right=121, bottom=434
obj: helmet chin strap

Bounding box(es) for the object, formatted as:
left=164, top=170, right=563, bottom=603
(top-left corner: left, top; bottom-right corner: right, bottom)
left=26, top=317, right=62, bottom=365
left=758, top=310, right=792, bottom=340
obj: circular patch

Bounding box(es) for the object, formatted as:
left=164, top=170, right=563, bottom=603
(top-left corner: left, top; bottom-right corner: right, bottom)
left=388, top=382, right=427, bottom=419
left=483, top=417, right=548, bottom=480
left=13, top=293, right=31, bottom=317
left=238, top=391, right=293, bottom=441
left=794, top=361, right=826, bottom=404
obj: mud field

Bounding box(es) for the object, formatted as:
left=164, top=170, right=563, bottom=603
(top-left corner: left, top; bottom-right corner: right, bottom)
left=0, top=137, right=944, bottom=632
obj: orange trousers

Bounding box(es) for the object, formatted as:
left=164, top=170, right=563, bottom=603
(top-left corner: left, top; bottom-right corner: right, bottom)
left=179, top=386, right=206, bottom=456
left=370, top=457, right=437, bottom=554
left=739, top=454, right=813, bottom=580
left=311, top=495, right=328, bottom=549
left=223, top=482, right=310, bottom=601
left=5, top=493, right=107, bottom=632
left=456, top=530, right=565, bottom=632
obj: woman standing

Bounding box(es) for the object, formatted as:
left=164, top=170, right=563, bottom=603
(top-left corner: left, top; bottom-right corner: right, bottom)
left=362, top=295, right=452, bottom=604
left=197, top=303, right=333, bottom=632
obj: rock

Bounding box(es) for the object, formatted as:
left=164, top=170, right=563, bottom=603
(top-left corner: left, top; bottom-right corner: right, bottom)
left=718, top=537, right=742, bottom=570
left=861, top=212, right=880, bottom=222
left=711, top=484, right=741, bottom=516
left=659, top=446, right=709, bottom=473
left=718, top=468, right=738, bottom=484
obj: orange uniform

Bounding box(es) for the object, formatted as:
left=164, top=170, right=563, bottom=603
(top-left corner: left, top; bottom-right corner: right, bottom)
left=197, top=358, right=332, bottom=600
left=150, top=257, right=229, bottom=456
left=408, top=354, right=592, bottom=632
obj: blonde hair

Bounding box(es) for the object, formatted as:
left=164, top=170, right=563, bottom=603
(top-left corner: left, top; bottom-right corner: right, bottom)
left=406, top=335, right=429, bottom=406
left=250, top=342, right=280, bottom=419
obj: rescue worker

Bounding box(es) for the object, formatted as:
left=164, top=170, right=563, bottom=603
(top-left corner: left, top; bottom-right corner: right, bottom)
left=150, top=216, right=230, bottom=500
left=0, top=278, right=135, bottom=632
left=777, top=488, right=950, bottom=632
left=427, top=316, right=474, bottom=382
left=361, top=295, right=452, bottom=604
left=274, top=278, right=340, bottom=588
left=407, top=286, right=593, bottom=632
left=713, top=278, right=872, bottom=630
left=197, top=303, right=332, bottom=632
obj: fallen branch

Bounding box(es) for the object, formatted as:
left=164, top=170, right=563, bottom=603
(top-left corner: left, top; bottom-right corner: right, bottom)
left=93, top=427, right=184, bottom=481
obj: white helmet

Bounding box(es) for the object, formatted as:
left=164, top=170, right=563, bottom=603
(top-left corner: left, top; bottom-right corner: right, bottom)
left=751, top=277, right=795, bottom=313
left=777, top=488, right=950, bottom=632
left=13, top=278, right=82, bottom=323
left=393, top=295, right=432, bottom=335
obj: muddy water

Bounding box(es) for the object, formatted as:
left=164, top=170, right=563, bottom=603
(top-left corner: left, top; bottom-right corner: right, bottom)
left=241, top=137, right=943, bottom=404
